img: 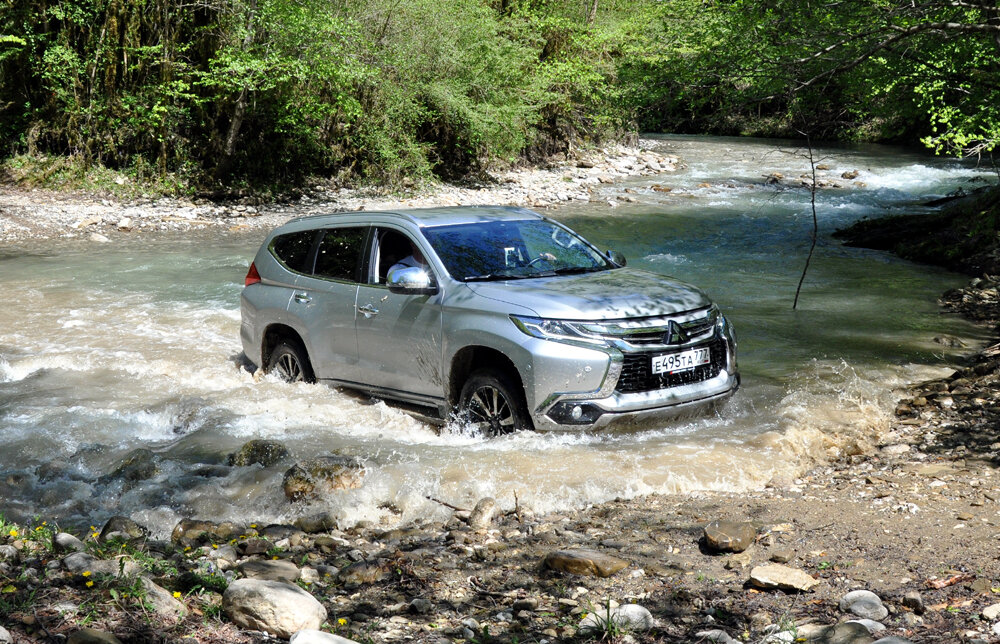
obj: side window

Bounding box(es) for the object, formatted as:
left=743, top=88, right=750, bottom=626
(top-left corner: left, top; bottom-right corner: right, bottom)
left=374, top=229, right=424, bottom=284
left=314, top=227, right=367, bottom=282
left=270, top=230, right=317, bottom=274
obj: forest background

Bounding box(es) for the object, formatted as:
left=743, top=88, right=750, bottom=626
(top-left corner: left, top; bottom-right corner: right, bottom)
left=0, top=0, right=997, bottom=194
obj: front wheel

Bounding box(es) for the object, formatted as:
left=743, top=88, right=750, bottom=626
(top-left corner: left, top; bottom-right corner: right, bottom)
left=458, top=369, right=533, bottom=436
left=266, top=340, right=315, bottom=383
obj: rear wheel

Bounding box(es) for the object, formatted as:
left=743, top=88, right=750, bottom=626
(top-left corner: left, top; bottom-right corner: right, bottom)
left=266, top=340, right=314, bottom=383
left=458, top=369, right=532, bottom=436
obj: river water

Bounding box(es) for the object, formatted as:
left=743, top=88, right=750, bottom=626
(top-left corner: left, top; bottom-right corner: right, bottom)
left=0, top=135, right=992, bottom=536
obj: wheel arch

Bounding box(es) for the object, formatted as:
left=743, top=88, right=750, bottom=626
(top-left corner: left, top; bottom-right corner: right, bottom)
left=448, top=345, right=524, bottom=410
left=262, top=324, right=309, bottom=371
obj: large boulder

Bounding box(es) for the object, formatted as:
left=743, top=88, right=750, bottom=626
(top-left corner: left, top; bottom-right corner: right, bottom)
left=282, top=457, right=365, bottom=501
left=703, top=520, right=756, bottom=553
left=543, top=549, right=628, bottom=577
left=222, top=579, right=327, bottom=639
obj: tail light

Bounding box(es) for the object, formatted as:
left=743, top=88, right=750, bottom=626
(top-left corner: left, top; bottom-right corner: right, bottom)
left=244, top=262, right=261, bottom=286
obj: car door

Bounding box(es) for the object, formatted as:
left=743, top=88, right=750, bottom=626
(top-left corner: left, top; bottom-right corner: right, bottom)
left=288, top=226, right=369, bottom=384
left=354, top=227, right=445, bottom=402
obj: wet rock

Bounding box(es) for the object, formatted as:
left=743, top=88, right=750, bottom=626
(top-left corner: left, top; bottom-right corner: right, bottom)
left=338, top=560, right=388, bottom=585
left=139, top=578, right=186, bottom=623
left=67, top=628, right=123, bottom=644
left=468, top=497, right=498, bottom=530
left=902, top=590, right=925, bottom=614
left=291, top=631, right=360, bottom=644
left=842, top=170, right=860, bottom=180
left=749, top=564, right=819, bottom=592
left=239, top=559, right=301, bottom=584
left=840, top=590, right=888, bottom=621
left=704, top=520, right=756, bottom=553
left=228, top=439, right=290, bottom=468
left=295, top=512, right=338, bottom=534
left=282, top=456, right=365, bottom=501
left=54, top=533, right=86, bottom=553
left=223, top=578, right=327, bottom=639
left=579, top=604, right=655, bottom=633
left=103, top=449, right=158, bottom=490
left=170, top=519, right=237, bottom=545
left=543, top=549, right=628, bottom=577
left=100, top=516, right=148, bottom=541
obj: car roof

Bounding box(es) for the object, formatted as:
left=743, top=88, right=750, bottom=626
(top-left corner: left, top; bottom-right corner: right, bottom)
left=283, top=205, right=544, bottom=230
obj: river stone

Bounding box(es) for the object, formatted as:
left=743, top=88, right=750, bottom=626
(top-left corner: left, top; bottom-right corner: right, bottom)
left=749, top=564, right=819, bottom=592
left=695, top=630, right=740, bottom=644
left=338, top=560, right=388, bottom=585
left=902, top=591, right=925, bottom=614
left=290, top=631, right=360, bottom=644
left=982, top=603, right=1000, bottom=620
left=847, top=619, right=886, bottom=634
left=871, top=638, right=915, bottom=644
left=54, top=533, right=86, bottom=553
left=295, top=512, right=338, bottom=534
left=63, top=552, right=142, bottom=578
left=840, top=590, right=888, bottom=621
left=0, top=626, right=10, bottom=644
left=99, top=516, right=148, bottom=541
left=170, top=518, right=237, bottom=545
left=543, top=549, right=628, bottom=577
left=579, top=604, right=655, bottom=633
left=704, top=520, right=756, bottom=553
left=66, top=628, right=123, bottom=644
left=468, top=497, right=498, bottom=530
left=810, top=622, right=874, bottom=644
left=239, top=559, right=301, bottom=583
left=0, top=545, right=18, bottom=563
left=228, top=439, right=290, bottom=467
left=139, top=578, right=186, bottom=623
left=106, top=448, right=158, bottom=487
left=222, top=578, right=326, bottom=639
left=283, top=456, right=365, bottom=501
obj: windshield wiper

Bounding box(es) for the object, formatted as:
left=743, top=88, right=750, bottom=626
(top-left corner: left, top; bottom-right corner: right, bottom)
left=464, top=272, right=530, bottom=282
left=552, top=266, right=603, bottom=275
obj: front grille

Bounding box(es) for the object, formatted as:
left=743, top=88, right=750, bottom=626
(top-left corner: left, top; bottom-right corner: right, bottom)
left=616, top=339, right=726, bottom=394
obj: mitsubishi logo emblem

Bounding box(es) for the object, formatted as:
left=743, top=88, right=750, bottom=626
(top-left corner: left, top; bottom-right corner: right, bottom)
left=663, top=321, right=689, bottom=345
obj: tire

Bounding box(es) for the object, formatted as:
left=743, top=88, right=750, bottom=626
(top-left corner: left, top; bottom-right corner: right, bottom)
left=458, top=369, right=533, bottom=436
left=266, top=340, right=315, bottom=383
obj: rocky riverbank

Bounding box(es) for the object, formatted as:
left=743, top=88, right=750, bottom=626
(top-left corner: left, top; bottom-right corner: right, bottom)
left=0, top=142, right=678, bottom=245
left=4, top=161, right=1000, bottom=644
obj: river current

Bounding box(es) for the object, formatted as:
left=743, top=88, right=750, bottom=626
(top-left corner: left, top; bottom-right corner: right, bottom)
left=0, top=135, right=992, bottom=536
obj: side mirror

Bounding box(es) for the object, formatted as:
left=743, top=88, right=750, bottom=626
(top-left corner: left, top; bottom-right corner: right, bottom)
left=606, top=249, right=627, bottom=267
left=387, top=266, right=438, bottom=295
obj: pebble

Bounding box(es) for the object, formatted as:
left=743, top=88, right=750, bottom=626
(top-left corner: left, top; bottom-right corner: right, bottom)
left=840, top=590, right=889, bottom=621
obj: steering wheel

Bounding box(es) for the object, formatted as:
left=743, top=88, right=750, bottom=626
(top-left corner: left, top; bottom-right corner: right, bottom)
left=526, top=253, right=556, bottom=267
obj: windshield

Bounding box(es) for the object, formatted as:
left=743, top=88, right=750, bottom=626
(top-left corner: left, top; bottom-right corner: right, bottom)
left=422, top=219, right=613, bottom=282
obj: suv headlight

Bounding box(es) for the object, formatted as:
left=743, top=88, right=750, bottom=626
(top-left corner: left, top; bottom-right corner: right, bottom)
left=510, top=315, right=609, bottom=347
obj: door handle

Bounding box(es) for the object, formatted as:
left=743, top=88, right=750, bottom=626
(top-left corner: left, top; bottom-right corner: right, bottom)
left=358, top=304, right=379, bottom=318
left=294, top=292, right=311, bottom=304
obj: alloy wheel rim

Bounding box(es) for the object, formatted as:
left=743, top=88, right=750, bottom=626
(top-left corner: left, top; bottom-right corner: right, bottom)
left=276, top=353, right=303, bottom=382
left=467, top=385, right=515, bottom=435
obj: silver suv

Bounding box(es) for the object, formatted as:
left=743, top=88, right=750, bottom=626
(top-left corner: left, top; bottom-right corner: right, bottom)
left=240, top=206, right=738, bottom=433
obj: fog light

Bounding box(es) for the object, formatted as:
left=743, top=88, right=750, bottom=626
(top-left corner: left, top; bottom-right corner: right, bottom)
left=547, top=402, right=604, bottom=425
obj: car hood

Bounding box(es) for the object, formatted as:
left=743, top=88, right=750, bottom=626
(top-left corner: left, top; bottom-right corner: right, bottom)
left=465, top=267, right=712, bottom=321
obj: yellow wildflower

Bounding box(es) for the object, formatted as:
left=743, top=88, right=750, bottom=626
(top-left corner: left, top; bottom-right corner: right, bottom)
left=82, top=571, right=91, bottom=577
left=86, top=580, right=94, bottom=588
left=8, top=529, right=17, bottom=538
left=338, top=618, right=348, bottom=626
left=91, top=533, right=99, bottom=539
left=173, top=591, right=182, bottom=599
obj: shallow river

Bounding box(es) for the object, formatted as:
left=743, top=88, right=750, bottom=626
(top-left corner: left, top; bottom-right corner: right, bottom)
left=0, top=135, right=992, bottom=536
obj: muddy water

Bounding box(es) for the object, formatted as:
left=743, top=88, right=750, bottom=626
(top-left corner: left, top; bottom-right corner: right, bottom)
left=0, top=135, right=992, bottom=536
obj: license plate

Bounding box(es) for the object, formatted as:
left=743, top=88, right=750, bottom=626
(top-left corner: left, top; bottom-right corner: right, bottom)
left=652, top=347, right=710, bottom=375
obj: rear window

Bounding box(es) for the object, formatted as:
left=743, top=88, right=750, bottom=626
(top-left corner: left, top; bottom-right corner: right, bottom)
left=314, top=227, right=368, bottom=282
left=270, top=230, right=316, bottom=273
